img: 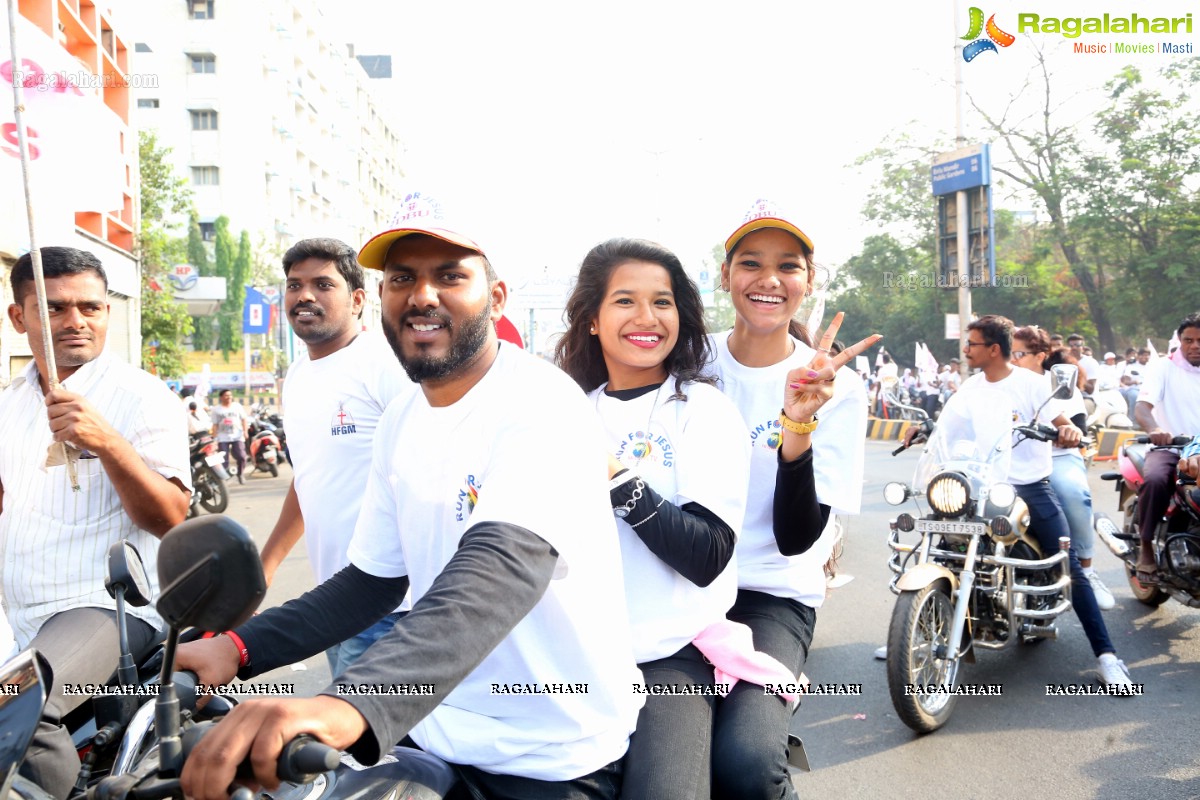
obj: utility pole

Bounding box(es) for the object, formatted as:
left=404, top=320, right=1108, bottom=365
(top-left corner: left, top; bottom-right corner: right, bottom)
left=953, top=0, right=972, bottom=380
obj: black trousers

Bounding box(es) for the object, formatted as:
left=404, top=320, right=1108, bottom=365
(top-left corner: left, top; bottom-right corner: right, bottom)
left=18, top=607, right=156, bottom=800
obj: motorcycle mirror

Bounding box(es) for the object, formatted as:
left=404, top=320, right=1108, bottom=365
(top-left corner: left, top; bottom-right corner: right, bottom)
left=883, top=482, right=909, bottom=506
left=105, top=540, right=152, bottom=608
left=0, top=651, right=49, bottom=797
left=156, top=516, right=266, bottom=632
left=1049, top=364, right=1078, bottom=399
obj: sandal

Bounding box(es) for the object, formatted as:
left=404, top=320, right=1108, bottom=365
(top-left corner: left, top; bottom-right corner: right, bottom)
left=1134, top=566, right=1160, bottom=586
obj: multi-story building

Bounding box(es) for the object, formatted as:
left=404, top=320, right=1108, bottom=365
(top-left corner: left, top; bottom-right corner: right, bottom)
left=125, top=0, right=406, bottom=337
left=0, top=0, right=140, bottom=386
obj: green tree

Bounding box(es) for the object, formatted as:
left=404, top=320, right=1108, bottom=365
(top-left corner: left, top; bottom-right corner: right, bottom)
left=213, top=217, right=239, bottom=358
left=136, top=131, right=194, bottom=377
left=700, top=244, right=736, bottom=334
left=1075, top=59, right=1200, bottom=341
left=186, top=212, right=214, bottom=351
left=970, top=50, right=1117, bottom=350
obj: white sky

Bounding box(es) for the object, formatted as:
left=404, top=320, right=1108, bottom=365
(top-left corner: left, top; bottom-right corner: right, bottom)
left=322, top=1, right=1197, bottom=287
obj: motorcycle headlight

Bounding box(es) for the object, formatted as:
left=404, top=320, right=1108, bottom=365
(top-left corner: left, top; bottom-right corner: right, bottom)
left=988, top=483, right=1016, bottom=510
left=926, top=472, right=971, bottom=518
left=883, top=482, right=909, bottom=506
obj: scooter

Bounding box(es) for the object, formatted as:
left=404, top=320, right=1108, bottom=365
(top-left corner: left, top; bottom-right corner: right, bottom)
left=245, top=420, right=282, bottom=478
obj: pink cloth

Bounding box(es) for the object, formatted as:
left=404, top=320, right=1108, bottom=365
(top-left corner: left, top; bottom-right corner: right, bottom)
left=692, top=619, right=799, bottom=703
left=1170, top=348, right=1200, bottom=375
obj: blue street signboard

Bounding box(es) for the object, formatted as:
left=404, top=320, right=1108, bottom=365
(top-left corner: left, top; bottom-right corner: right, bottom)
left=931, top=143, right=991, bottom=196
left=243, top=286, right=270, bottom=334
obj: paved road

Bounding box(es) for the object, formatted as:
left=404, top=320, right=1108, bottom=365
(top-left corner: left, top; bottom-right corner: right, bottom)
left=217, top=444, right=1200, bottom=800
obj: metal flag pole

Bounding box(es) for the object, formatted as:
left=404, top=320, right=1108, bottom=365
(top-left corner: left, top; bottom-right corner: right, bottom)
left=7, top=0, right=79, bottom=490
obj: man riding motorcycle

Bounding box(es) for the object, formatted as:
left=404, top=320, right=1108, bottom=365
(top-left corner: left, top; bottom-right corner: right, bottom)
left=1132, top=313, right=1200, bottom=583
left=900, top=315, right=1133, bottom=689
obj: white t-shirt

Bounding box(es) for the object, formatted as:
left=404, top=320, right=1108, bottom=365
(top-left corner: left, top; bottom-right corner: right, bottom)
left=1095, top=363, right=1120, bottom=391
left=0, top=353, right=190, bottom=648
left=1077, top=354, right=1101, bottom=382
left=589, top=379, right=749, bottom=663
left=1137, top=357, right=1200, bottom=437
left=346, top=343, right=642, bottom=780
left=1046, top=372, right=1087, bottom=461
left=708, top=331, right=869, bottom=607
left=210, top=402, right=247, bottom=442
left=283, top=332, right=415, bottom=583
left=1121, top=361, right=1147, bottom=385
left=957, top=366, right=1053, bottom=484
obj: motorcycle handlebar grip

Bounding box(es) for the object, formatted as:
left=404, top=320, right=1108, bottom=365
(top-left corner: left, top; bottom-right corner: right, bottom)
left=276, top=736, right=340, bottom=784
left=1134, top=435, right=1193, bottom=446
left=891, top=443, right=908, bottom=456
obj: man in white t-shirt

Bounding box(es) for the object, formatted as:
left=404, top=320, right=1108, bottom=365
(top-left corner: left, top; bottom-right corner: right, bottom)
left=258, top=238, right=414, bottom=677
left=178, top=215, right=641, bottom=799
left=1067, top=333, right=1101, bottom=394
left=1132, top=313, right=1200, bottom=579
left=1120, top=348, right=1152, bottom=417
left=900, top=315, right=1133, bottom=688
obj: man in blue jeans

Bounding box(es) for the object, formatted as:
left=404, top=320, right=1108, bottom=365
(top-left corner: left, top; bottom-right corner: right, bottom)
left=946, top=316, right=1133, bottom=689
left=258, top=238, right=416, bottom=676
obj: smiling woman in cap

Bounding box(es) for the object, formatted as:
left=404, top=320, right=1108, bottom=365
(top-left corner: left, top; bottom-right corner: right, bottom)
left=706, top=200, right=880, bottom=799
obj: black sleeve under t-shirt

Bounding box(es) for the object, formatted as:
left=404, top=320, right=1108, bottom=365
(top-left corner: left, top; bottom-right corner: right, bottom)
left=234, top=522, right=558, bottom=764
left=772, top=448, right=830, bottom=556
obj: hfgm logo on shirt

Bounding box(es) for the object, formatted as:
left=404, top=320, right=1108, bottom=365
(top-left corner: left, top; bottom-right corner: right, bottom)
left=330, top=402, right=357, bottom=436
left=961, top=7, right=1016, bottom=61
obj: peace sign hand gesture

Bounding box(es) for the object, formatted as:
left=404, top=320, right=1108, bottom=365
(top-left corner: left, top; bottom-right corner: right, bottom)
left=783, top=312, right=882, bottom=428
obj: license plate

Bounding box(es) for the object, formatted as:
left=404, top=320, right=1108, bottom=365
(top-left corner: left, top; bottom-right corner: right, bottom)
left=916, top=520, right=986, bottom=535
left=205, top=453, right=224, bottom=467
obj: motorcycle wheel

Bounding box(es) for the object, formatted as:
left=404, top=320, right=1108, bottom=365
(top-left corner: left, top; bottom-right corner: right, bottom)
left=197, top=467, right=229, bottom=514
left=886, top=584, right=960, bottom=733
left=266, top=461, right=279, bottom=478
left=1125, top=557, right=1169, bottom=606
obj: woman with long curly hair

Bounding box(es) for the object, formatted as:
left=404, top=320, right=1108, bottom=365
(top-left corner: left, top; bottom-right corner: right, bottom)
left=555, top=237, right=750, bottom=799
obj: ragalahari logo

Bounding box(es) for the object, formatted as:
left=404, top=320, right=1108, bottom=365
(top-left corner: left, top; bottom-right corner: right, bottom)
left=961, top=7, right=1016, bottom=61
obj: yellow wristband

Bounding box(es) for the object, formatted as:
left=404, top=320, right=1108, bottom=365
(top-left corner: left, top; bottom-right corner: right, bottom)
left=779, top=410, right=818, bottom=435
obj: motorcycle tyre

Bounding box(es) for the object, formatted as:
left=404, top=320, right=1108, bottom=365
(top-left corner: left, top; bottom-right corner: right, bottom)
left=197, top=467, right=230, bottom=514
left=266, top=461, right=279, bottom=478
left=886, top=584, right=960, bottom=734
left=1125, top=557, right=1169, bottom=606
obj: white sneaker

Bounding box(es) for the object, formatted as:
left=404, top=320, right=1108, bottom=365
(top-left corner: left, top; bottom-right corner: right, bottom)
left=1086, top=570, right=1115, bottom=610
left=873, top=645, right=888, bottom=660
left=1096, top=653, right=1134, bottom=694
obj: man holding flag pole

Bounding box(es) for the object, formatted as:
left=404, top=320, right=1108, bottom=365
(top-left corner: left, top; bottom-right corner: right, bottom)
left=2, top=7, right=191, bottom=797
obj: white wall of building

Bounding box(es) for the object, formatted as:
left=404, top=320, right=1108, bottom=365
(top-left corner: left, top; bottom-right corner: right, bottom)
left=122, top=0, right=405, bottom=334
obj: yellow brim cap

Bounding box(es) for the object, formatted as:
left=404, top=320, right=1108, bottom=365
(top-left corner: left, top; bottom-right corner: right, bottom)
left=724, top=216, right=814, bottom=256
left=358, top=227, right=486, bottom=270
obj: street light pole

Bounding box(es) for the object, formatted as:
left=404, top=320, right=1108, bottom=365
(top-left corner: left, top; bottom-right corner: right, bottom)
left=953, top=0, right=972, bottom=379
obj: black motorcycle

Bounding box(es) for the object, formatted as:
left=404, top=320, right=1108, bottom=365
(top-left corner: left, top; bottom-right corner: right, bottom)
left=188, top=433, right=230, bottom=517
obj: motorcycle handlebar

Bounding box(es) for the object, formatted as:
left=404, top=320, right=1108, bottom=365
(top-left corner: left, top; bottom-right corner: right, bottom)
left=181, top=722, right=340, bottom=786
left=1133, top=435, right=1192, bottom=446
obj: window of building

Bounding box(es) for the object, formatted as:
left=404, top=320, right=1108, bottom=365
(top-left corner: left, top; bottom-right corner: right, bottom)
left=188, top=0, right=213, bottom=20
left=189, top=53, right=215, bottom=73
left=199, top=222, right=215, bottom=241
left=190, top=110, right=218, bottom=130
left=134, top=42, right=152, bottom=53
left=137, top=98, right=159, bottom=109
left=191, top=166, right=219, bottom=186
